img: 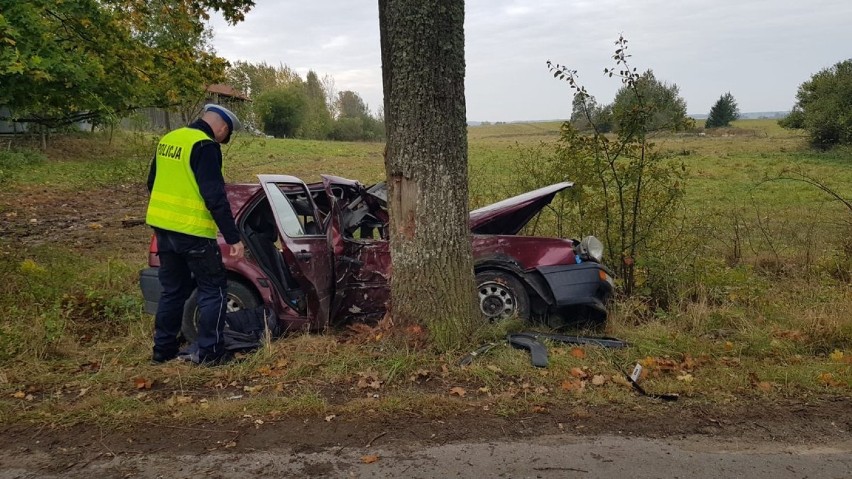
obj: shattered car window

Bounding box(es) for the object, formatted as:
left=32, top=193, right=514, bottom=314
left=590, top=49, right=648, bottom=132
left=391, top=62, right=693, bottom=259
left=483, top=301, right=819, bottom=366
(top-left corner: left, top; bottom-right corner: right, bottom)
left=266, top=184, right=320, bottom=237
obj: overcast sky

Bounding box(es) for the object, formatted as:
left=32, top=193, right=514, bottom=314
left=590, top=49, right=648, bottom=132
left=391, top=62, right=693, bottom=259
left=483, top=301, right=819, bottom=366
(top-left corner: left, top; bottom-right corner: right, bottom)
left=209, top=0, right=852, bottom=122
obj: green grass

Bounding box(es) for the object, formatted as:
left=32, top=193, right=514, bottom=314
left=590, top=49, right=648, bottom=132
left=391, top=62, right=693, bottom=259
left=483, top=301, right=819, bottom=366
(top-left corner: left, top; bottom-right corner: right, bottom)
left=0, top=119, right=849, bottom=426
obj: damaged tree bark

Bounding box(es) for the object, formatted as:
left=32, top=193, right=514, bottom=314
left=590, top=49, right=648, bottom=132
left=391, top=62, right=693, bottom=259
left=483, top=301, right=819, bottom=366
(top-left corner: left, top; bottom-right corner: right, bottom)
left=379, top=0, right=478, bottom=350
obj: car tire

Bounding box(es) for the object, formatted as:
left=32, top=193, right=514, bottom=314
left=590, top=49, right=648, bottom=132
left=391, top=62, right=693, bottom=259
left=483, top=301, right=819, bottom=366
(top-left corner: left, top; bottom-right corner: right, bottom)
left=475, top=270, right=530, bottom=322
left=181, top=280, right=261, bottom=343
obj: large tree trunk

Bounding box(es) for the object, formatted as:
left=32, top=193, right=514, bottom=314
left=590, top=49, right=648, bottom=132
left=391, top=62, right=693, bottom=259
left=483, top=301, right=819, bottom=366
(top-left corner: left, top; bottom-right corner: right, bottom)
left=379, top=0, right=477, bottom=350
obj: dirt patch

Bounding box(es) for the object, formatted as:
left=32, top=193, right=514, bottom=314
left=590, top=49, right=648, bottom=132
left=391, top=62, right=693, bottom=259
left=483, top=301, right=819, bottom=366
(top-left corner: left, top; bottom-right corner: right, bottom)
left=0, top=183, right=150, bottom=255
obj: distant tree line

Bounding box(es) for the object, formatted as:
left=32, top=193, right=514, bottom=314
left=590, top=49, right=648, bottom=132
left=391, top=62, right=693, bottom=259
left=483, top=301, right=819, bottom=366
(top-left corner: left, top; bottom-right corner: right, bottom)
left=568, top=69, right=691, bottom=134
left=227, top=61, right=384, bottom=141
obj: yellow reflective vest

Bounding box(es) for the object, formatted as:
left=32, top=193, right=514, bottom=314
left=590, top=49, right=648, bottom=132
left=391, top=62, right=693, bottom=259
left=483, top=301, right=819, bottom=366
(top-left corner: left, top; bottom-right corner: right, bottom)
left=146, top=127, right=221, bottom=239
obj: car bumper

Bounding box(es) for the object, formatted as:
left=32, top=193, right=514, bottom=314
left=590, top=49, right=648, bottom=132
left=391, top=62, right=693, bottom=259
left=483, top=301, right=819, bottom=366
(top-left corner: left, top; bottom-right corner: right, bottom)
left=535, top=263, right=614, bottom=313
left=139, top=267, right=161, bottom=315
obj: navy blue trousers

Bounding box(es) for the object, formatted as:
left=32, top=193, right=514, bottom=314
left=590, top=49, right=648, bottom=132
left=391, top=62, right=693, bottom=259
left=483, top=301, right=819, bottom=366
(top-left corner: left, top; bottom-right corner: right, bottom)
left=152, top=230, right=228, bottom=360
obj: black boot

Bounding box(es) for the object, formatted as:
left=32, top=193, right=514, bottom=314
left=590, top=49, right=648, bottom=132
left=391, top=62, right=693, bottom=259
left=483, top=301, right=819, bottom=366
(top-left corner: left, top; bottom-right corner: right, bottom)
left=151, top=347, right=178, bottom=364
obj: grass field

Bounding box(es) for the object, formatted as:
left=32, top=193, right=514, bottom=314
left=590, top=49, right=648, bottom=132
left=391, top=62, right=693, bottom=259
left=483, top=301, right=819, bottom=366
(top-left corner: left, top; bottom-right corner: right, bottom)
left=0, top=119, right=849, bottom=428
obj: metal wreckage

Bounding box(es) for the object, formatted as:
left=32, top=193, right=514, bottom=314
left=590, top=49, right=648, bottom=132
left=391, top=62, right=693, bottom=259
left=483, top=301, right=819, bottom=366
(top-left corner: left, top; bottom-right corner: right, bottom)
left=141, top=174, right=614, bottom=334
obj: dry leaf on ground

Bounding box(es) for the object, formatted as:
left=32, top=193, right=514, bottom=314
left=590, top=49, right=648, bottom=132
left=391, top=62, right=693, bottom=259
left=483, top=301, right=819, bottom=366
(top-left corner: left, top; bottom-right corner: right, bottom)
left=408, top=369, right=431, bottom=383
left=133, top=377, right=153, bottom=390
left=818, top=372, right=842, bottom=387
left=357, top=371, right=382, bottom=390
left=449, top=386, right=466, bottom=397
left=561, top=379, right=585, bottom=392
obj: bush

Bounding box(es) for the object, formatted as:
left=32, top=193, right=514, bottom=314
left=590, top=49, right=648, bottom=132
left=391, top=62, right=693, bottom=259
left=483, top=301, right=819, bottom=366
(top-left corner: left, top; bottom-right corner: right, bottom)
left=611, top=69, right=691, bottom=133
left=779, top=59, right=852, bottom=149
left=329, top=117, right=365, bottom=141
left=255, top=85, right=308, bottom=138
left=0, top=149, right=46, bottom=184
left=545, top=37, right=688, bottom=297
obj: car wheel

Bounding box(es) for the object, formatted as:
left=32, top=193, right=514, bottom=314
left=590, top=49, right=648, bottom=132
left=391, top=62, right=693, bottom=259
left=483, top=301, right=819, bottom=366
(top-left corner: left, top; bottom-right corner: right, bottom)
left=181, top=280, right=261, bottom=343
left=475, top=270, right=530, bottom=322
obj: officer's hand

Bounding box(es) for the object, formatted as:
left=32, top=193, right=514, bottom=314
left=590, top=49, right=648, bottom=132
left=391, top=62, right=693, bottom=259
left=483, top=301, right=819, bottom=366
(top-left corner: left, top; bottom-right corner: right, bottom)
left=229, top=241, right=245, bottom=259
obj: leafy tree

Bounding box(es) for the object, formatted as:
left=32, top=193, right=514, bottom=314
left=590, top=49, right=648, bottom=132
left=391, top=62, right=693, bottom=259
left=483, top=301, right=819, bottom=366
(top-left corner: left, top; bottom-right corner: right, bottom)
left=570, top=93, right=612, bottom=133
left=0, top=1, right=139, bottom=127
left=336, top=91, right=371, bottom=119
left=778, top=107, right=805, bottom=129
left=379, top=0, right=477, bottom=349
left=779, top=59, right=852, bottom=148
left=320, top=74, right=339, bottom=118
left=705, top=92, right=740, bottom=128
left=0, top=0, right=252, bottom=128
left=226, top=61, right=305, bottom=134
left=254, top=85, right=307, bottom=138
left=330, top=90, right=385, bottom=141
left=225, top=60, right=300, bottom=99
left=300, top=70, right=333, bottom=139
left=123, top=1, right=229, bottom=110
left=362, top=114, right=386, bottom=140
left=186, top=0, right=255, bottom=23
left=611, top=69, right=691, bottom=134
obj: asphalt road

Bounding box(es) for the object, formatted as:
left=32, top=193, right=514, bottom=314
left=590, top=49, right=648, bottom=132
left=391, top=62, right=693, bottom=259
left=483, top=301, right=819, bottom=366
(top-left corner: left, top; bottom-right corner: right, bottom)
left=3, top=434, right=851, bottom=478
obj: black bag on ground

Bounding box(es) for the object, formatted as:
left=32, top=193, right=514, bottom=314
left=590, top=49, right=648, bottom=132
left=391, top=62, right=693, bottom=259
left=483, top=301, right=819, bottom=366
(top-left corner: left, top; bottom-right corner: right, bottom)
left=223, top=304, right=282, bottom=352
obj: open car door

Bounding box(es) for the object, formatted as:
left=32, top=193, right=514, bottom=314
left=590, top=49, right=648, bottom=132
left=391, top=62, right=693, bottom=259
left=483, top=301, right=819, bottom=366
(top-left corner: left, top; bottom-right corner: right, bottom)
left=322, top=175, right=391, bottom=324
left=258, top=174, right=334, bottom=328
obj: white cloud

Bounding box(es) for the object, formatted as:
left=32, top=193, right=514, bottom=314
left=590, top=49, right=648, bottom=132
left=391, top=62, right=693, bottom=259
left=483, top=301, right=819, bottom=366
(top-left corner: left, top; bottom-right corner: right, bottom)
left=321, top=35, right=351, bottom=50
left=504, top=6, right=532, bottom=16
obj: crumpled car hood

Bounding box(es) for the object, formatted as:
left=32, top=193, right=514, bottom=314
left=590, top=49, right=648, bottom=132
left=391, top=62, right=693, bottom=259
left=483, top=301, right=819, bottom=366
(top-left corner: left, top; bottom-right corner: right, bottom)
left=469, top=182, right=573, bottom=235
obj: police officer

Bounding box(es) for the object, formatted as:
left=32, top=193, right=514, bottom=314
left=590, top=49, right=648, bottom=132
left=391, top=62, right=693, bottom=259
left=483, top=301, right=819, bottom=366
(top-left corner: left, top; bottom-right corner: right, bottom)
left=146, top=104, right=245, bottom=365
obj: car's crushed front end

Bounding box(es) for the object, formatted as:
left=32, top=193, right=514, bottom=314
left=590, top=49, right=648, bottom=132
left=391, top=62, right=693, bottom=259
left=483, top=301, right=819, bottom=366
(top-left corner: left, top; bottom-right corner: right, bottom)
left=535, top=235, right=614, bottom=327
left=468, top=183, right=615, bottom=327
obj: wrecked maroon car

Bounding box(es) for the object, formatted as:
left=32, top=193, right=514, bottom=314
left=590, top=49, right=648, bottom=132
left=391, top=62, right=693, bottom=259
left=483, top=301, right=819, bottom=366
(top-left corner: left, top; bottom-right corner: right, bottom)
left=139, top=174, right=614, bottom=336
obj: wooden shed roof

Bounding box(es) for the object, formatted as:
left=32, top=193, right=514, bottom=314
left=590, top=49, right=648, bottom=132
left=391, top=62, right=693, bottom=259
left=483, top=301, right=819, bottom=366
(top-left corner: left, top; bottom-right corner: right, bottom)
left=206, top=84, right=250, bottom=102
